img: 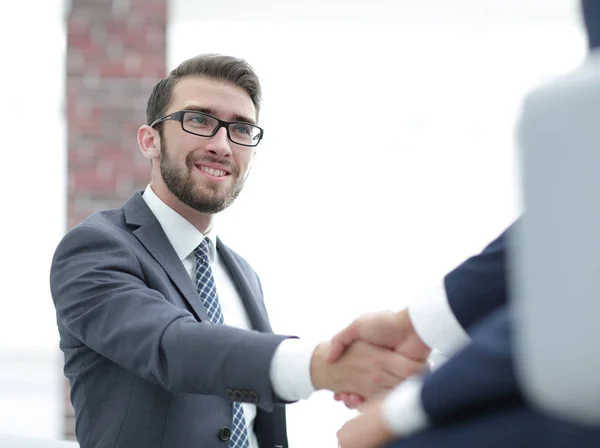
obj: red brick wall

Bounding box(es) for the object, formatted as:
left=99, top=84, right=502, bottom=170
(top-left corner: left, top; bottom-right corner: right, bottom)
left=65, top=0, right=167, bottom=439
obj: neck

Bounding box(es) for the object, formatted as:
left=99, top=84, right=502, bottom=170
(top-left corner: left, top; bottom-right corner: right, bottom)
left=150, top=180, right=214, bottom=235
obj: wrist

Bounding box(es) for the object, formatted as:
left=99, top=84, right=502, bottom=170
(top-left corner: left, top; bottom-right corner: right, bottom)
left=310, top=342, right=332, bottom=391
left=396, top=309, right=432, bottom=361
left=368, top=408, right=396, bottom=445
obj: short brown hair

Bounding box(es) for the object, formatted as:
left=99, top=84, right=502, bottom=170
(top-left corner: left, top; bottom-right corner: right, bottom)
left=146, top=53, right=262, bottom=125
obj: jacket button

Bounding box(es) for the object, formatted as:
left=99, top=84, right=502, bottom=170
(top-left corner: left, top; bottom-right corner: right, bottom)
left=219, top=426, right=231, bottom=441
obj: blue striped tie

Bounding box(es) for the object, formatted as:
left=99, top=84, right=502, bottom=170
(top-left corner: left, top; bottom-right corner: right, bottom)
left=194, top=238, right=249, bottom=448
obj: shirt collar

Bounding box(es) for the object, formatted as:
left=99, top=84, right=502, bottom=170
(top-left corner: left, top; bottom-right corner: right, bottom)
left=142, top=185, right=217, bottom=263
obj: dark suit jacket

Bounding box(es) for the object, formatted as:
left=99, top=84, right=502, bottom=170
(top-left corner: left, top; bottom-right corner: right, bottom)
left=391, top=308, right=600, bottom=447
left=423, top=224, right=517, bottom=424
left=421, top=307, right=517, bottom=425
left=583, top=0, right=600, bottom=49
left=444, top=225, right=512, bottom=333
left=50, top=191, right=290, bottom=448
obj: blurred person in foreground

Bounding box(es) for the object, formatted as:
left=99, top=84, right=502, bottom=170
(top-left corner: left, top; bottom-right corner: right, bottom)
left=333, top=2, right=600, bottom=447
left=49, top=54, right=425, bottom=448
left=332, top=226, right=513, bottom=447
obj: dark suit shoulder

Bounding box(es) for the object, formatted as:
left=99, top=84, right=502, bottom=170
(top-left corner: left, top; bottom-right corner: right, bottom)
left=51, top=208, right=142, bottom=284
left=57, top=204, right=142, bottom=255
left=71, top=206, right=127, bottom=234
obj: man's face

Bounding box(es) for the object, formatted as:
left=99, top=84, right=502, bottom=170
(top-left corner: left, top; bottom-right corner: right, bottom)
left=157, top=76, right=258, bottom=214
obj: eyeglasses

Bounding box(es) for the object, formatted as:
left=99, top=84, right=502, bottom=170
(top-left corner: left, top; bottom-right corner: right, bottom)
left=150, top=110, right=264, bottom=147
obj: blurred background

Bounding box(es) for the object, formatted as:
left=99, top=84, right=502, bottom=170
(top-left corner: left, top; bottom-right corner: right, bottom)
left=0, top=0, right=587, bottom=446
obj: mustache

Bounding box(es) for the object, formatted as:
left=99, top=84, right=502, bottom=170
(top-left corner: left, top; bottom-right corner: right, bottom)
left=187, top=155, right=238, bottom=175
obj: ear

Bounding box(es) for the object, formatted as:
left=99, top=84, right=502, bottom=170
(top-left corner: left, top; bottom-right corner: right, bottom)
left=138, top=125, right=161, bottom=161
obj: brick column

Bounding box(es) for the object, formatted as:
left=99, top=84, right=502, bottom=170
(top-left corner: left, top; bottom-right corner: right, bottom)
left=64, top=0, right=167, bottom=439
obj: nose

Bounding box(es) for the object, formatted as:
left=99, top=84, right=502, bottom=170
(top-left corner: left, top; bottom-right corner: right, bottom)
left=204, top=126, right=232, bottom=157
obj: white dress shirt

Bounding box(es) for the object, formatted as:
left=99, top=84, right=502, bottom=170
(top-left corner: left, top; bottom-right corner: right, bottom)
left=409, top=281, right=471, bottom=357
left=142, top=185, right=316, bottom=448
left=381, top=282, right=472, bottom=436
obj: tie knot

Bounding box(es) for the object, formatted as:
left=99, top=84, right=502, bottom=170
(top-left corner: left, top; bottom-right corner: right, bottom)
left=193, top=238, right=211, bottom=264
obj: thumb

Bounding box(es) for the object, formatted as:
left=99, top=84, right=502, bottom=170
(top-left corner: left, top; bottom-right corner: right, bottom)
left=327, top=325, right=358, bottom=363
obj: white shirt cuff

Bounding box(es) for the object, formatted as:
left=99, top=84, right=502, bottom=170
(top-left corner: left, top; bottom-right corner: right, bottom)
left=269, top=338, right=316, bottom=401
left=408, top=281, right=471, bottom=356
left=381, top=376, right=429, bottom=436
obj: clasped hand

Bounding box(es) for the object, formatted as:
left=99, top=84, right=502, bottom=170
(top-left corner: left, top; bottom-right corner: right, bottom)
left=311, top=310, right=432, bottom=448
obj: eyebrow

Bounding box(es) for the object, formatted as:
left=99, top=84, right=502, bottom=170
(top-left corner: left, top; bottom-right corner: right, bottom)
left=181, top=105, right=257, bottom=125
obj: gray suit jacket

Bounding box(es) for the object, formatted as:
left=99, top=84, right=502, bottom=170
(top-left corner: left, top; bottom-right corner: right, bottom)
left=50, top=191, right=291, bottom=448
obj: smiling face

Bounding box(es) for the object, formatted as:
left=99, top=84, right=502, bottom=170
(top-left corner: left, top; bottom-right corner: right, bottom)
left=142, top=75, right=258, bottom=215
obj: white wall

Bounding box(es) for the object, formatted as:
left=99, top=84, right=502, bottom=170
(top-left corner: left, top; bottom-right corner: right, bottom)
left=0, top=0, right=66, bottom=440
left=169, top=1, right=586, bottom=446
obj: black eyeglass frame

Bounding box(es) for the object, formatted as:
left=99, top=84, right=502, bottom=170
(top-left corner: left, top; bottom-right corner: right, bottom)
left=150, top=110, right=264, bottom=147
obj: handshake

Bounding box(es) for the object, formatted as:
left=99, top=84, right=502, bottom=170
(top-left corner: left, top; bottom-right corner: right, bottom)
left=309, top=309, right=431, bottom=408
left=305, top=309, right=433, bottom=448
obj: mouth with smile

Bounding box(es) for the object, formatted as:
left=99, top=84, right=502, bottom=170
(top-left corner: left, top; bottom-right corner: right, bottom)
left=194, top=162, right=232, bottom=181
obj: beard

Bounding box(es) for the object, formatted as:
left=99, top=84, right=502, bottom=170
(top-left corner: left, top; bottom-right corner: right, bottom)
left=159, top=141, right=247, bottom=214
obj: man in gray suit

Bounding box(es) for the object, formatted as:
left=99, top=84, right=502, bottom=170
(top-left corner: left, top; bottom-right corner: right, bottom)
left=50, top=54, right=423, bottom=448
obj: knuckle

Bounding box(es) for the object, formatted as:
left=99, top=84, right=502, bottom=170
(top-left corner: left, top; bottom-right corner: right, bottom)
left=370, top=373, right=382, bottom=385
left=371, top=357, right=384, bottom=370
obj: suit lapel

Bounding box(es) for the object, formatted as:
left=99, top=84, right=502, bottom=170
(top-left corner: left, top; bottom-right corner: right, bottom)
left=123, top=192, right=210, bottom=322
left=217, top=238, right=272, bottom=333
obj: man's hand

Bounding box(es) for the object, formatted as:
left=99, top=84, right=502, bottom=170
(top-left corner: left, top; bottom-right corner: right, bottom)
left=310, top=340, right=423, bottom=400
left=337, top=405, right=396, bottom=448
left=328, top=309, right=432, bottom=363
left=328, top=309, right=432, bottom=408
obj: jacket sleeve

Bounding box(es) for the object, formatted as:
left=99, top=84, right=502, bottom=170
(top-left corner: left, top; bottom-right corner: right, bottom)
left=444, top=223, right=515, bottom=334
left=50, top=224, right=289, bottom=411
left=420, top=306, right=519, bottom=425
